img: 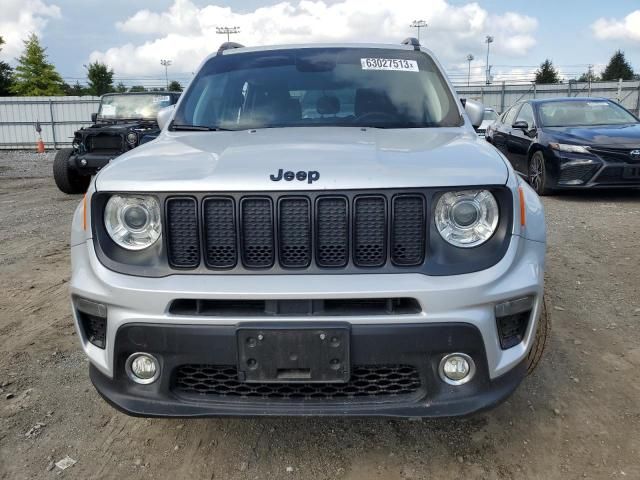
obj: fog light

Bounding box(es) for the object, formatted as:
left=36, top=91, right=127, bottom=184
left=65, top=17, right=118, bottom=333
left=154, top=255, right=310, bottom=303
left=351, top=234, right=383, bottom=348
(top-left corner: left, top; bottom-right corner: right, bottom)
left=126, top=353, right=160, bottom=384
left=439, top=353, right=475, bottom=385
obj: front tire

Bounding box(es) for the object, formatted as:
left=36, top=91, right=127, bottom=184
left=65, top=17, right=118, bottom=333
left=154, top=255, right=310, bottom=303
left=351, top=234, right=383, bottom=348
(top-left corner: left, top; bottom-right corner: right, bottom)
left=53, top=148, right=90, bottom=194
left=528, top=151, right=552, bottom=196
left=526, top=298, right=550, bottom=375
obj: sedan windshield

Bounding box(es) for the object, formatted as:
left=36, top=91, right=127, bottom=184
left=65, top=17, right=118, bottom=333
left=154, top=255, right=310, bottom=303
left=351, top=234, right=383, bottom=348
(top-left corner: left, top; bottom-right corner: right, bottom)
left=98, top=94, right=174, bottom=120
left=539, top=100, right=638, bottom=127
left=172, top=47, right=462, bottom=130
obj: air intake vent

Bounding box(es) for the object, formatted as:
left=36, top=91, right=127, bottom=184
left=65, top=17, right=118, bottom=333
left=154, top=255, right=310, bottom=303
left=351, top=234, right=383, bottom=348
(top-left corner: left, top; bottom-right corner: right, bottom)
left=278, top=197, right=311, bottom=268
left=316, top=197, right=348, bottom=267
left=240, top=198, right=274, bottom=268
left=391, top=195, right=425, bottom=266
left=354, top=196, right=387, bottom=267
left=203, top=197, right=237, bottom=268
left=166, top=198, right=200, bottom=268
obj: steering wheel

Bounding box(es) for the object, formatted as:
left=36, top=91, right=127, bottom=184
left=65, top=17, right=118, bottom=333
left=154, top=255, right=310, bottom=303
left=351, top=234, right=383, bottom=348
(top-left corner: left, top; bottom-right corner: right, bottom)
left=355, top=111, right=398, bottom=123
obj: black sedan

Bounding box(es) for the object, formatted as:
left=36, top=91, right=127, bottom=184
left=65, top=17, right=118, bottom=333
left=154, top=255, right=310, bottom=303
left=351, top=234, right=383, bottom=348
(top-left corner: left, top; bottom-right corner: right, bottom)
left=486, top=97, right=640, bottom=194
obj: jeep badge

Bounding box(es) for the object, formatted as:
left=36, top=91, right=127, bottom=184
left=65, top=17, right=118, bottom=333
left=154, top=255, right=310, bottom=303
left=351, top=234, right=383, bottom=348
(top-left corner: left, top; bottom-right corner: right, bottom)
left=270, top=169, right=320, bottom=184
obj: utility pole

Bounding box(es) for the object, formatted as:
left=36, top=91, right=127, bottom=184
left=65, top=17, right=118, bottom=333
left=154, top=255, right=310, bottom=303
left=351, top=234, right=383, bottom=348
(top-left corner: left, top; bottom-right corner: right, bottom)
left=587, top=64, right=593, bottom=97
left=216, top=26, right=240, bottom=42
left=485, top=35, right=494, bottom=85
left=466, top=54, right=474, bottom=87
left=410, top=20, right=428, bottom=43
left=160, top=59, right=172, bottom=90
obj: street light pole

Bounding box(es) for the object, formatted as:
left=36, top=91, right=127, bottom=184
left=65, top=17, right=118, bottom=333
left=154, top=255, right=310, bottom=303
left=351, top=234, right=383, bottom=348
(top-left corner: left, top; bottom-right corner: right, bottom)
left=160, top=59, right=172, bottom=90
left=485, top=35, right=494, bottom=85
left=466, top=54, right=474, bottom=87
left=216, top=26, right=240, bottom=42
left=410, top=20, right=428, bottom=43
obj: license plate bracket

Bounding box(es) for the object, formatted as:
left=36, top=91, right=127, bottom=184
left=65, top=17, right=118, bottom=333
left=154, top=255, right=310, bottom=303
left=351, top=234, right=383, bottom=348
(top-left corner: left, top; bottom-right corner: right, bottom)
left=236, top=326, right=350, bottom=383
left=623, top=166, right=640, bottom=179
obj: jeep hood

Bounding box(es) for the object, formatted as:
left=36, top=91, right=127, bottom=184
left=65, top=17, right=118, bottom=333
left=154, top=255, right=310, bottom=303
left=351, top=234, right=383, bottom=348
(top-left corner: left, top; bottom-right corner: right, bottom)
left=95, top=127, right=508, bottom=192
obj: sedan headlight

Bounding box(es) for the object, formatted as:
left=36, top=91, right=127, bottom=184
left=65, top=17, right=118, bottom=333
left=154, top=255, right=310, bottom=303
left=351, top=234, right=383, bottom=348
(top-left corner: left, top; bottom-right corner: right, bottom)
left=435, top=190, right=499, bottom=248
left=104, top=195, right=161, bottom=250
left=549, top=143, right=590, bottom=154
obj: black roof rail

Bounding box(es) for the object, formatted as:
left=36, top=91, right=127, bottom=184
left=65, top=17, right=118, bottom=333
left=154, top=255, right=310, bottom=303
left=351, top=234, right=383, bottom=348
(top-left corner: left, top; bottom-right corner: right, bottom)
left=217, top=42, right=245, bottom=55
left=401, top=37, right=421, bottom=51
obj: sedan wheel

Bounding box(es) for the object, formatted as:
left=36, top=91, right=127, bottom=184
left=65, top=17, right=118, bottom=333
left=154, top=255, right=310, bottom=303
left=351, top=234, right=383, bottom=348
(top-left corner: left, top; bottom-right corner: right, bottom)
left=528, top=152, right=550, bottom=196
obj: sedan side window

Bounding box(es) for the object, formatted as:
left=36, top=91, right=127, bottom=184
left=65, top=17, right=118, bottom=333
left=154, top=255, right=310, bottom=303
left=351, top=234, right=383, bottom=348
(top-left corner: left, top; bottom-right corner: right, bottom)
left=515, top=103, right=535, bottom=127
left=504, top=105, right=519, bottom=126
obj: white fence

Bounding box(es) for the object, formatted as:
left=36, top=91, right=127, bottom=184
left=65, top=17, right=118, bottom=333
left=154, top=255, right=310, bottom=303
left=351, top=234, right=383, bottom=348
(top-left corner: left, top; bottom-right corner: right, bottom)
left=1, top=80, right=640, bottom=149
left=0, top=96, right=100, bottom=149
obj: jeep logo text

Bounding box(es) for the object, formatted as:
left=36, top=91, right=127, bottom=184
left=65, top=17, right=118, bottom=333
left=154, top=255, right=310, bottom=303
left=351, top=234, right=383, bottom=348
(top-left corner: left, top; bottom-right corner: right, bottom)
left=270, top=169, right=320, bottom=184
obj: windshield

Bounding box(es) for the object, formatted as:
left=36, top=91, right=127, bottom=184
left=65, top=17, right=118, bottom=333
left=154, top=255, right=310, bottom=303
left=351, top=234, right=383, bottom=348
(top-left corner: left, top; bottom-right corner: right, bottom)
left=483, top=110, right=498, bottom=121
left=539, top=100, right=638, bottom=127
left=172, top=47, right=462, bottom=130
left=98, top=94, right=174, bottom=120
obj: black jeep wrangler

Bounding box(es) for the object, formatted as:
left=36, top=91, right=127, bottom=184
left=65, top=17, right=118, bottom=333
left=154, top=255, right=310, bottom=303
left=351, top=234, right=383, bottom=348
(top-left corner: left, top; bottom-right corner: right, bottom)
left=53, top=92, right=180, bottom=194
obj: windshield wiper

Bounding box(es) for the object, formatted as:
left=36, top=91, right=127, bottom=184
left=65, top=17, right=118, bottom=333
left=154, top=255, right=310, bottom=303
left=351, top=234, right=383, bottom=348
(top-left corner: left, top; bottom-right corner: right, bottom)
left=170, top=123, right=235, bottom=131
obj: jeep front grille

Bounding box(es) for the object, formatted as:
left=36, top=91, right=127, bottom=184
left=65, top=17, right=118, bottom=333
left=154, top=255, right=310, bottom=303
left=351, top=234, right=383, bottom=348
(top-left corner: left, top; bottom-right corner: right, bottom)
left=86, top=134, right=122, bottom=154
left=165, top=192, right=427, bottom=271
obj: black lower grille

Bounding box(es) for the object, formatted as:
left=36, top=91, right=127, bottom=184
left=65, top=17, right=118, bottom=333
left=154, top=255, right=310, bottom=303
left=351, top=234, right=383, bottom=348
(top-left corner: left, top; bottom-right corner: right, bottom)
left=78, top=312, right=106, bottom=349
left=558, top=164, right=598, bottom=184
left=174, top=364, right=421, bottom=400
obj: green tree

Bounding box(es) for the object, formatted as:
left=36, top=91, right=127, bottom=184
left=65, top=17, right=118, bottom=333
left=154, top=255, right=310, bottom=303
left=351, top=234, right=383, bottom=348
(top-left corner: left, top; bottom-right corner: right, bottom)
left=0, top=36, right=14, bottom=96
left=535, top=59, right=560, bottom=84
left=129, top=85, right=146, bottom=92
left=63, top=81, right=86, bottom=96
left=168, top=80, right=183, bottom=92
left=115, top=82, right=127, bottom=93
left=86, top=61, right=114, bottom=96
left=11, top=33, right=64, bottom=96
left=601, top=50, right=634, bottom=81
left=578, top=69, right=600, bottom=83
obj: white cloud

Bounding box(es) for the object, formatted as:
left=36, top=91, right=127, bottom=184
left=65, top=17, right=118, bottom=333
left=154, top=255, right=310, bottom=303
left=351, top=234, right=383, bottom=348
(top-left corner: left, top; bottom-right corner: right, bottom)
left=0, top=0, right=61, bottom=60
left=89, top=0, right=538, bottom=76
left=592, top=10, right=640, bottom=43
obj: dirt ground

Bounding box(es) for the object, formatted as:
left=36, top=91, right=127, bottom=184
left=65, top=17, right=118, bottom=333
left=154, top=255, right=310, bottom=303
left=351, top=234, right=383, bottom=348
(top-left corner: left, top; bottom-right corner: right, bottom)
left=0, top=151, right=639, bottom=480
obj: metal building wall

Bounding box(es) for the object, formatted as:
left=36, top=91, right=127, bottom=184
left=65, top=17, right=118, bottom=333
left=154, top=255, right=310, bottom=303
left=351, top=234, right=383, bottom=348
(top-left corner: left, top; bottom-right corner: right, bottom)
left=0, top=96, right=100, bottom=149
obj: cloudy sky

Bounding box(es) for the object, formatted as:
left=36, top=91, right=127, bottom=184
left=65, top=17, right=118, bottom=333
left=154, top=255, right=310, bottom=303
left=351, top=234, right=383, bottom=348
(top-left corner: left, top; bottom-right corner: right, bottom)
left=1, top=0, right=639, bottom=86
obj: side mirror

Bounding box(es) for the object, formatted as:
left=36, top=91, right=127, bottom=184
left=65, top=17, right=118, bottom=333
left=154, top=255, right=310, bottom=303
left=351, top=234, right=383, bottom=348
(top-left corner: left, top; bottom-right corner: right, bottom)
left=512, top=120, right=529, bottom=130
left=462, top=98, right=484, bottom=129
left=157, top=104, right=176, bottom=130
left=91, top=112, right=98, bottom=123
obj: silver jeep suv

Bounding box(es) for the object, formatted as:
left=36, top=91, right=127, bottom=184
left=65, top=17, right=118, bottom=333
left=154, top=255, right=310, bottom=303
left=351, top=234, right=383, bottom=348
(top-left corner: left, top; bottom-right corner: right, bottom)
left=69, top=39, right=547, bottom=417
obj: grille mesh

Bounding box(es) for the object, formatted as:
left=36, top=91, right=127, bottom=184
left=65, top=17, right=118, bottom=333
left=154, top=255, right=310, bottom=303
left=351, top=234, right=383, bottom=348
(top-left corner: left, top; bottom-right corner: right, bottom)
left=241, top=198, right=275, bottom=268
left=354, top=196, right=386, bottom=267
left=316, top=197, right=348, bottom=267
left=166, top=198, right=200, bottom=268
left=558, top=164, right=598, bottom=184
left=174, top=364, right=421, bottom=400
left=391, top=196, right=425, bottom=266
left=203, top=198, right=237, bottom=268
left=279, top=198, right=311, bottom=267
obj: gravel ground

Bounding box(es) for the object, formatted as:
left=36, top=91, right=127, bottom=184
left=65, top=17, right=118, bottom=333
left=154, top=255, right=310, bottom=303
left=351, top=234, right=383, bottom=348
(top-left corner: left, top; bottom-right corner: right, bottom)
left=0, top=150, right=639, bottom=479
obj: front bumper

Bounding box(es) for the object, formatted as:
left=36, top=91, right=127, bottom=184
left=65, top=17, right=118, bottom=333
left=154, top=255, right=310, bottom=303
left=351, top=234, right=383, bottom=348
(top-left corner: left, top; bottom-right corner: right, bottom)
left=90, top=322, right=527, bottom=417
left=70, top=152, right=120, bottom=175
left=551, top=150, right=640, bottom=188
left=71, top=233, right=545, bottom=417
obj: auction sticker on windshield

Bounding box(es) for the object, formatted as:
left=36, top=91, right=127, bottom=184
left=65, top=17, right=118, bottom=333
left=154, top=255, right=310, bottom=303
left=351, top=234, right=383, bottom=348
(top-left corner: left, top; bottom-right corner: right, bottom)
left=361, top=58, right=419, bottom=72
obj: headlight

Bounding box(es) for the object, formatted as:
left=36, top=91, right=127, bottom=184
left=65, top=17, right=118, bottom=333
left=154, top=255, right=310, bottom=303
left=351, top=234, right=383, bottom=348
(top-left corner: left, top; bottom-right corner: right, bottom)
left=549, top=143, right=590, bottom=154
left=104, top=195, right=161, bottom=250
left=435, top=190, right=499, bottom=248
left=126, top=132, right=138, bottom=146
